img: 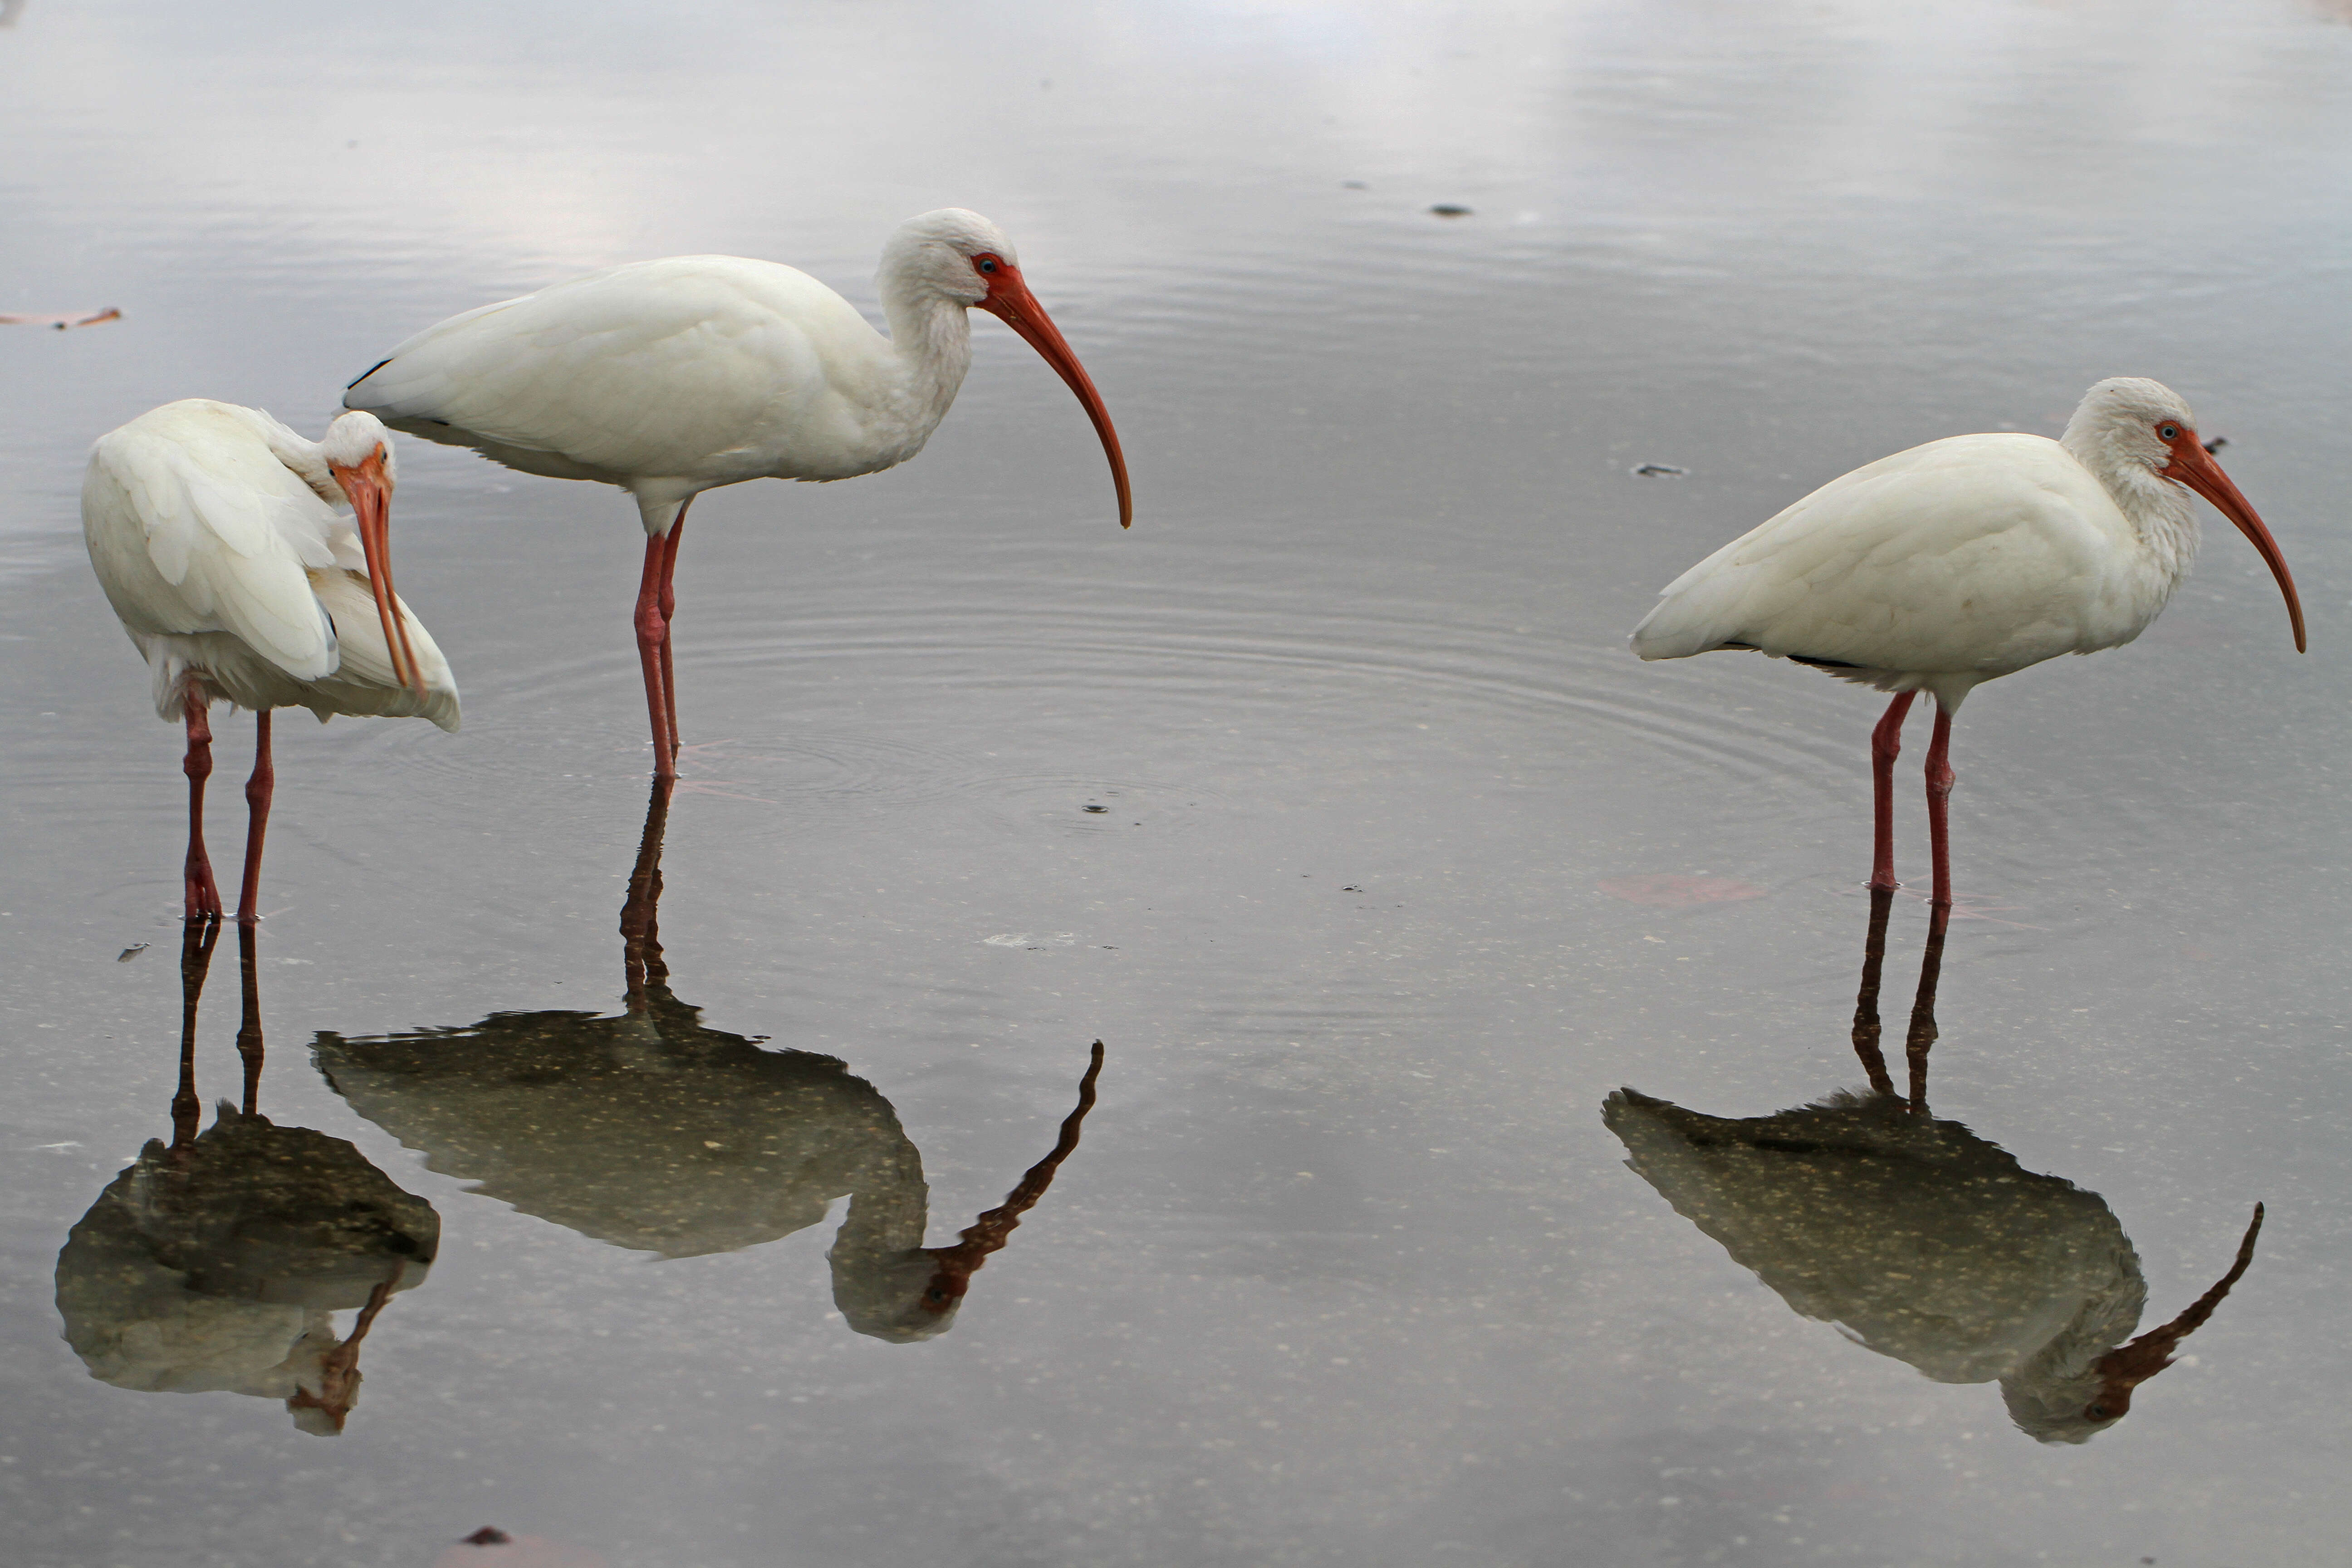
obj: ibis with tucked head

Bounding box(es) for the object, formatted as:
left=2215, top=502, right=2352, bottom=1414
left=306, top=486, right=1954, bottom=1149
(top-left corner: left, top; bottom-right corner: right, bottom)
left=344, top=209, right=1132, bottom=779
left=83, top=401, right=458, bottom=923
left=1630, top=377, right=2304, bottom=906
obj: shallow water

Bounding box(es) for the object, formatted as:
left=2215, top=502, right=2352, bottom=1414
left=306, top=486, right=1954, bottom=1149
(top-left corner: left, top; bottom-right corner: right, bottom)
left=5, top=2, right=2351, bottom=1564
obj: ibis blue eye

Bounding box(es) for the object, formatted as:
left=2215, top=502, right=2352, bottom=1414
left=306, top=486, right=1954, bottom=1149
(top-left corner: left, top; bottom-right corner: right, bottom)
left=2158, top=423, right=2181, bottom=441
left=975, top=257, right=1000, bottom=274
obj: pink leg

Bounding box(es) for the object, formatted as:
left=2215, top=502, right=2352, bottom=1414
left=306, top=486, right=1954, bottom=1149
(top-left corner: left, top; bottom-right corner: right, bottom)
left=657, top=502, right=691, bottom=765
left=1868, top=692, right=1916, bottom=891
left=633, top=534, right=676, bottom=780
left=1924, top=702, right=1956, bottom=909
left=182, top=694, right=223, bottom=921
left=236, top=710, right=274, bottom=926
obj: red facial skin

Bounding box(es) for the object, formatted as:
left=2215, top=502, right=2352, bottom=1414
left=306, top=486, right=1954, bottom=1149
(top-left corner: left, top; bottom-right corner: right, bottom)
left=970, top=252, right=1133, bottom=529
left=2160, top=425, right=2305, bottom=652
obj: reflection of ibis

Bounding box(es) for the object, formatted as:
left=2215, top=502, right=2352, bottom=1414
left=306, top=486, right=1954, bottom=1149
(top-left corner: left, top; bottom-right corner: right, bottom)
left=81, top=402, right=458, bottom=921
left=344, top=210, right=1131, bottom=778
left=54, top=921, right=439, bottom=1434
left=1603, top=890, right=2263, bottom=1442
left=313, top=779, right=1103, bottom=1341
left=1631, top=379, right=2304, bottom=906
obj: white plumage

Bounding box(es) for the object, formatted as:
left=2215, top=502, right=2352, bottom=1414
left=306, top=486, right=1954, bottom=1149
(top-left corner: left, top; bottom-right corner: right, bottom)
left=344, top=208, right=1131, bottom=778
left=83, top=400, right=457, bottom=921
left=349, top=257, right=943, bottom=500
left=85, top=400, right=456, bottom=727
left=1630, top=377, right=2304, bottom=903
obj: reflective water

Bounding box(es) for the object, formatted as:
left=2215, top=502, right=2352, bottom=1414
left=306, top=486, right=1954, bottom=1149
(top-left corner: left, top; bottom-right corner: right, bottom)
left=4, top=2, right=2350, bottom=1564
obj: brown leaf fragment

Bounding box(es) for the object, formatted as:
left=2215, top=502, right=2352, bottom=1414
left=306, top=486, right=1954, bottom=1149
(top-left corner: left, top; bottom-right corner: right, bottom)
left=0, top=307, right=122, bottom=329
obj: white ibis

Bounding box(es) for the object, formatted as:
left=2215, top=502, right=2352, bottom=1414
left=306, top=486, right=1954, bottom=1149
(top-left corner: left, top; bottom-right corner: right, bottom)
left=1630, top=377, right=2305, bottom=905
left=83, top=401, right=458, bottom=924
left=343, top=208, right=1133, bottom=779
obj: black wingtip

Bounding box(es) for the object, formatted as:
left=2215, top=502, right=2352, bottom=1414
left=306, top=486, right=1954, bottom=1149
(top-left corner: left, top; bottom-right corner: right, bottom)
left=346, top=357, right=392, bottom=392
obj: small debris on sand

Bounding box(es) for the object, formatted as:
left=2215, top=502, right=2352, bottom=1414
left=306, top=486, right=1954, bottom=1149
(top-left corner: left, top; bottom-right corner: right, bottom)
left=1428, top=204, right=1472, bottom=218
left=1631, top=462, right=1689, bottom=478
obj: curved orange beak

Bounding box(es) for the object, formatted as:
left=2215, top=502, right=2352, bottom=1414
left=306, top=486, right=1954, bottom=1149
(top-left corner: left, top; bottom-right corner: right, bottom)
left=2167, top=435, right=2305, bottom=652
left=979, top=266, right=1133, bottom=528
left=330, top=451, right=426, bottom=694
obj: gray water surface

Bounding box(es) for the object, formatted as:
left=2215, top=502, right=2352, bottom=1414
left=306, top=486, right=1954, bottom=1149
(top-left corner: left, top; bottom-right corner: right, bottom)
left=4, top=3, right=2350, bottom=1565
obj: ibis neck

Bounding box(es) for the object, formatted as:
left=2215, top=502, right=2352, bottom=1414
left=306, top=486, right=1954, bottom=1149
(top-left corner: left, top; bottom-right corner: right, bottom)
left=873, top=272, right=974, bottom=450
left=261, top=425, right=345, bottom=510
left=2061, top=426, right=2200, bottom=588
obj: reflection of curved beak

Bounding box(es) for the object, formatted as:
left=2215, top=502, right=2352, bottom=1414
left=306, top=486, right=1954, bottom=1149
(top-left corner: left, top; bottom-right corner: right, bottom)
left=283, top=1277, right=398, bottom=1436
left=2084, top=1202, right=2265, bottom=1422
left=2166, top=440, right=2305, bottom=652
left=978, top=270, right=1133, bottom=529
left=330, top=451, right=426, bottom=693
left=919, top=1040, right=1107, bottom=1313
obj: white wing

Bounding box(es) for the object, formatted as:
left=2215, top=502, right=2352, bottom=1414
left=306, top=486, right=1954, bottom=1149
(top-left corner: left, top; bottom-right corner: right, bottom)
left=300, top=571, right=460, bottom=731
left=83, top=401, right=339, bottom=682
left=344, top=257, right=896, bottom=489
left=1631, top=434, right=2138, bottom=675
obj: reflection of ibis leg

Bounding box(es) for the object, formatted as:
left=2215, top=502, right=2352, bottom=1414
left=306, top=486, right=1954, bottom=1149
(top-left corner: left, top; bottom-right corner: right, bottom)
left=1849, top=886, right=1896, bottom=1097
left=657, top=500, right=690, bottom=765
left=1869, top=692, right=1916, bottom=892
left=1905, top=901, right=1950, bottom=1112
left=236, top=921, right=265, bottom=1115
left=621, top=775, right=675, bottom=1003
left=1924, top=702, right=1956, bottom=910
left=171, top=916, right=221, bottom=1149
left=236, top=710, right=274, bottom=926
left=182, top=693, right=222, bottom=921
left=633, top=534, right=676, bottom=780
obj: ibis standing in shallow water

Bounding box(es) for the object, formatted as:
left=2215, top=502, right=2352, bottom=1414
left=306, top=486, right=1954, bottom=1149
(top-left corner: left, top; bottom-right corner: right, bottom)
left=83, top=402, right=458, bottom=923
left=343, top=208, right=1133, bottom=779
left=1629, top=377, right=2305, bottom=906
